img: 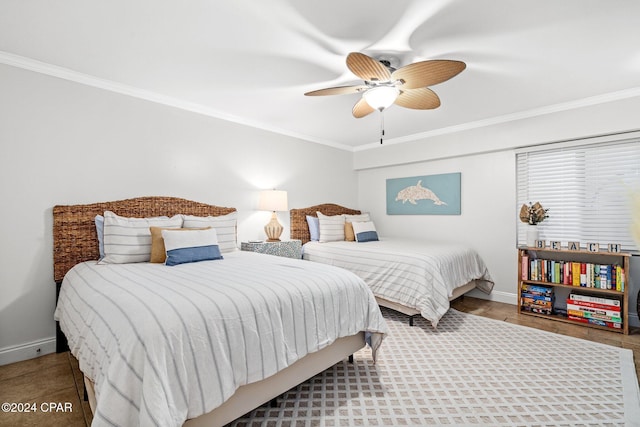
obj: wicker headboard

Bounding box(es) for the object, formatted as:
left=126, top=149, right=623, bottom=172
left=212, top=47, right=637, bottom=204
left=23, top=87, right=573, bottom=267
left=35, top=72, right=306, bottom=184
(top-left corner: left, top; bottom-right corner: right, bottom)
left=290, top=203, right=361, bottom=244
left=53, top=196, right=236, bottom=283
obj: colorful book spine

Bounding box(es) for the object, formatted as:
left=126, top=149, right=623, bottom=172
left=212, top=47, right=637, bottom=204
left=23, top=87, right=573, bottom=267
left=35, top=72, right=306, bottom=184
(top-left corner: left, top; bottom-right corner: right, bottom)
left=521, top=254, right=529, bottom=280
left=572, top=262, right=581, bottom=286
left=599, top=265, right=608, bottom=290
left=521, top=284, right=554, bottom=295
left=567, top=315, right=622, bottom=329
left=569, top=293, right=620, bottom=307
left=611, top=265, right=617, bottom=290
left=521, top=296, right=553, bottom=306
left=521, top=305, right=553, bottom=315
left=566, top=304, right=621, bottom=320
left=522, top=292, right=553, bottom=302
left=566, top=298, right=621, bottom=312
left=522, top=298, right=553, bottom=309
left=567, top=309, right=622, bottom=323
left=616, top=266, right=624, bottom=292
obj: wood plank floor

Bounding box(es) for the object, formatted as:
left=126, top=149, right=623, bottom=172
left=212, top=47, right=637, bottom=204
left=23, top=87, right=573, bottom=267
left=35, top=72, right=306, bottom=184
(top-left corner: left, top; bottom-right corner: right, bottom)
left=1, top=297, right=638, bottom=427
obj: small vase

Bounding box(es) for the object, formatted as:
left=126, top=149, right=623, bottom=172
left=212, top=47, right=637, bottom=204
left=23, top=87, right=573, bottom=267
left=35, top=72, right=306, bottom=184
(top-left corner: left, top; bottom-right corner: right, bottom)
left=526, top=225, right=539, bottom=247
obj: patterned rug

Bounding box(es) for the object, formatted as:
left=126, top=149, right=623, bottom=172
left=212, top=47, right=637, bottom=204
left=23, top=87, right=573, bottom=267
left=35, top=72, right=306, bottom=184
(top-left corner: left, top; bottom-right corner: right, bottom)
left=230, top=308, right=640, bottom=427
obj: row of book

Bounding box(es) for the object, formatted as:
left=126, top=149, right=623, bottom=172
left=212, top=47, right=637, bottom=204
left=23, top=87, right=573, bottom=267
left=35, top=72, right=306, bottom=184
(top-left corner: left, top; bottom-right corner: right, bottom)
left=519, top=284, right=623, bottom=330
left=566, top=293, right=622, bottom=330
left=521, top=255, right=625, bottom=291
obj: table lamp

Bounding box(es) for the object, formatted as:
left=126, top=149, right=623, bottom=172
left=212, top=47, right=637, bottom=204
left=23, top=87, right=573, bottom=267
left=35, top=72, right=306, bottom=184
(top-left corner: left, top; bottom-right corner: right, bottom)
left=258, top=190, right=288, bottom=241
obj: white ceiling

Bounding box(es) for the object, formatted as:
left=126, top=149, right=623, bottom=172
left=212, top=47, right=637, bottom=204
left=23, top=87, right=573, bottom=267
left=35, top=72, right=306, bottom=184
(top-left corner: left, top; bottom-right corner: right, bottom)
left=2, top=0, right=640, bottom=151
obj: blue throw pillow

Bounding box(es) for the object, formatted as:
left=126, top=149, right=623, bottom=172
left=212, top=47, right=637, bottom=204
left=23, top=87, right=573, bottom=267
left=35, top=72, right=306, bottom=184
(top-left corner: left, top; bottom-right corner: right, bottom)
left=162, top=228, right=223, bottom=266
left=306, top=215, right=320, bottom=241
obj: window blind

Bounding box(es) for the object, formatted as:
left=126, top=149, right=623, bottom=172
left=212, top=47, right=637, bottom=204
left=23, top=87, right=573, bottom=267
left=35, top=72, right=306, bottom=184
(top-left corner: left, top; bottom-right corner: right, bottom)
left=516, top=138, right=640, bottom=253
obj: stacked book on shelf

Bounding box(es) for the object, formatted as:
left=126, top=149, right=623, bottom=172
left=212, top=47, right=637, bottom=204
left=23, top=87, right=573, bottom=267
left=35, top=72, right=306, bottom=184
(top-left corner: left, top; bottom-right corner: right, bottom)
left=520, top=254, right=625, bottom=291
left=566, top=293, right=622, bottom=330
left=520, top=283, right=554, bottom=315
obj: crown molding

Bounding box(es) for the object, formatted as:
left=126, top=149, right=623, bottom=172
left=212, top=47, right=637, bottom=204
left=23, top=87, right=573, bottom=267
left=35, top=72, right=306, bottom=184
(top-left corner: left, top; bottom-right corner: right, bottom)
left=3, top=51, right=639, bottom=154
left=0, top=51, right=354, bottom=152
left=354, top=86, right=640, bottom=151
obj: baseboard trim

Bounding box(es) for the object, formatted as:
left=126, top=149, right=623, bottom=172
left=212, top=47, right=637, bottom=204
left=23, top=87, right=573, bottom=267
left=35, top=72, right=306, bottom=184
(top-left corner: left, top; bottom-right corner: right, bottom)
left=0, top=337, right=56, bottom=366
left=629, top=312, right=640, bottom=328
left=466, top=289, right=517, bottom=305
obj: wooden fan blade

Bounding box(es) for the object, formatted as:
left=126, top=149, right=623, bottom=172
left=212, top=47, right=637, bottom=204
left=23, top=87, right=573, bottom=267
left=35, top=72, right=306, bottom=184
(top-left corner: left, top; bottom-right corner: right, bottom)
left=395, top=88, right=441, bottom=110
left=346, top=52, right=391, bottom=82
left=352, top=97, right=375, bottom=118
left=392, top=60, right=466, bottom=89
left=304, top=85, right=368, bottom=96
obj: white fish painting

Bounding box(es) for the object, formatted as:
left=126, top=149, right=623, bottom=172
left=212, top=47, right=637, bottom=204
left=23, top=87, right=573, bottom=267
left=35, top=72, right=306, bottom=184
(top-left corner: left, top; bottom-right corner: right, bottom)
left=386, top=173, right=460, bottom=215
left=395, top=180, right=447, bottom=205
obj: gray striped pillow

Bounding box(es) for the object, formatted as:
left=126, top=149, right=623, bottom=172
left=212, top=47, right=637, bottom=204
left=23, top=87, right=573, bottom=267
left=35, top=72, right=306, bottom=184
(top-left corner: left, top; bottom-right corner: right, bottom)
left=317, top=212, right=346, bottom=242
left=100, top=211, right=183, bottom=264
left=182, top=212, right=238, bottom=253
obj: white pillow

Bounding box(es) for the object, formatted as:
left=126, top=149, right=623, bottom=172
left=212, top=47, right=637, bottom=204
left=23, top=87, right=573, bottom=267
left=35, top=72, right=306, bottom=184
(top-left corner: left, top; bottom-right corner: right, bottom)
left=317, top=212, right=346, bottom=242
left=162, top=228, right=223, bottom=266
left=182, top=211, right=238, bottom=253
left=352, top=221, right=379, bottom=242
left=95, top=214, right=105, bottom=259
left=343, top=213, right=371, bottom=223
left=100, top=211, right=182, bottom=264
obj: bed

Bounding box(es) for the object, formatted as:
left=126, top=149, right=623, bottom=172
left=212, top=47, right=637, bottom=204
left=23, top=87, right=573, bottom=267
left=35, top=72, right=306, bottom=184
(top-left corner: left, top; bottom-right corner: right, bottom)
left=53, top=197, right=386, bottom=427
left=290, top=204, right=494, bottom=327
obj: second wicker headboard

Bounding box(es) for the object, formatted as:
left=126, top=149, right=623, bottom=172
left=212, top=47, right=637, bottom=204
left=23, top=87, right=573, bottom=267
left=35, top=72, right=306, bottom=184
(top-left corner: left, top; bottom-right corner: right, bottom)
left=290, top=203, right=361, bottom=244
left=53, top=196, right=236, bottom=283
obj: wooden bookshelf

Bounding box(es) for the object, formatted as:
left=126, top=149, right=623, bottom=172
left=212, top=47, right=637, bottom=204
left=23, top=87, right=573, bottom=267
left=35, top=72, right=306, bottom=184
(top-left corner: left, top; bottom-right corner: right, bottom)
left=518, top=247, right=630, bottom=334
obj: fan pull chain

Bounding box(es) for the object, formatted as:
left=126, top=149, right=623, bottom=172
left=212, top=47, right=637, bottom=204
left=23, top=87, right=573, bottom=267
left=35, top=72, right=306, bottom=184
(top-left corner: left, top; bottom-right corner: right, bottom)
left=379, top=109, right=385, bottom=144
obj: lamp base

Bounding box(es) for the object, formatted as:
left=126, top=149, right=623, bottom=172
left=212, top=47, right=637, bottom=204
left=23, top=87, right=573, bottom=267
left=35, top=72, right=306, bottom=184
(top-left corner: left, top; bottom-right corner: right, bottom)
left=264, top=212, right=283, bottom=242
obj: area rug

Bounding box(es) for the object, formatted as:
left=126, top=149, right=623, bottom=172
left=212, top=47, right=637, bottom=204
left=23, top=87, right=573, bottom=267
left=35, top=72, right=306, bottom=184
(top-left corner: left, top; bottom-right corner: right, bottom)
left=230, top=307, right=640, bottom=427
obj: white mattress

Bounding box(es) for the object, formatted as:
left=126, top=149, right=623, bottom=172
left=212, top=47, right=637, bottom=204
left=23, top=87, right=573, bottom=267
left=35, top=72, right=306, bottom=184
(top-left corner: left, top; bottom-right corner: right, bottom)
left=54, top=251, right=387, bottom=427
left=303, top=238, right=494, bottom=327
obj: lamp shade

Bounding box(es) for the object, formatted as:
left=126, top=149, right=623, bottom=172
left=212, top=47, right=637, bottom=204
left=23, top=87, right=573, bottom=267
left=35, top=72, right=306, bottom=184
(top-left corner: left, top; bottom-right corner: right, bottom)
left=258, top=190, right=288, bottom=212
left=363, top=86, right=399, bottom=110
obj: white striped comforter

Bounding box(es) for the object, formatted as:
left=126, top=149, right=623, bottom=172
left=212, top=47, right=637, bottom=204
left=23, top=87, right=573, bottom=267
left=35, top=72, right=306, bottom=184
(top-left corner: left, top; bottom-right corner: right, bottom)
left=302, top=239, right=494, bottom=327
left=54, top=251, right=387, bottom=427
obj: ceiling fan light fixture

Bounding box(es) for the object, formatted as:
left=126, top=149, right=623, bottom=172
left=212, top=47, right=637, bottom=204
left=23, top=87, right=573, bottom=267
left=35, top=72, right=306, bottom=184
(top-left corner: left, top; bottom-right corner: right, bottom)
left=363, top=86, right=399, bottom=111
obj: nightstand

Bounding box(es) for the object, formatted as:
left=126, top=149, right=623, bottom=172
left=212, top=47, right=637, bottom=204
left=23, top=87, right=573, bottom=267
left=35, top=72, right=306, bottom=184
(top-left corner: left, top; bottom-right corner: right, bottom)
left=241, top=240, right=303, bottom=259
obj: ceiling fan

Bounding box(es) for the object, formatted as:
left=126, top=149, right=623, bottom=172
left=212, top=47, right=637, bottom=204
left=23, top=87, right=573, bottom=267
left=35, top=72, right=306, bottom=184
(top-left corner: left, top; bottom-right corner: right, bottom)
left=304, top=52, right=466, bottom=143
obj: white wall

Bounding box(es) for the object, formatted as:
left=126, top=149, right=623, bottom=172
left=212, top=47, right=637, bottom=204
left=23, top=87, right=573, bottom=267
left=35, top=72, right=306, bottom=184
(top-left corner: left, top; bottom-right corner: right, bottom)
left=357, top=150, right=517, bottom=305
left=355, top=95, right=640, bottom=326
left=0, top=64, right=358, bottom=365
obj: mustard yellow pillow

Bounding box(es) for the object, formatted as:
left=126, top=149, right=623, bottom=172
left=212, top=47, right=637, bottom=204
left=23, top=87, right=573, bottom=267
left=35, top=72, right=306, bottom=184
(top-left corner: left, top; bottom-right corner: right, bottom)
left=344, top=222, right=355, bottom=241
left=149, top=227, right=209, bottom=263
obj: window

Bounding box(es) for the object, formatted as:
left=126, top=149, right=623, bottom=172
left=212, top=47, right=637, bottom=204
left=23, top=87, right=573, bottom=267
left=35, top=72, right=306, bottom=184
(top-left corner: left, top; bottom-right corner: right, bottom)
left=516, top=136, right=640, bottom=253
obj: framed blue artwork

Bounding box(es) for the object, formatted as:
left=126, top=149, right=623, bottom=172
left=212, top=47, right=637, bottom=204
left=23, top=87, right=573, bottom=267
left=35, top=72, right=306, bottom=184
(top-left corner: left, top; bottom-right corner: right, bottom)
left=386, top=173, right=461, bottom=215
